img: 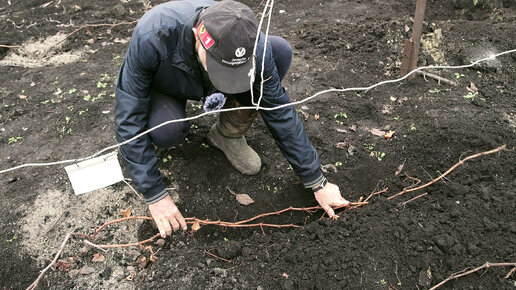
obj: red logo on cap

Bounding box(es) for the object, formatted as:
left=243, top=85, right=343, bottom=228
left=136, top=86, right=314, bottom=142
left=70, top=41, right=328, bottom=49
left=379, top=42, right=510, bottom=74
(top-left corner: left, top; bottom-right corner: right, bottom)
left=198, top=21, right=215, bottom=49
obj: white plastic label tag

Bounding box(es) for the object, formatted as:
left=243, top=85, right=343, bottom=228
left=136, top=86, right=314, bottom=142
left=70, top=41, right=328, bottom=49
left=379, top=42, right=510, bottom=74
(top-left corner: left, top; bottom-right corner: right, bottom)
left=65, top=152, right=124, bottom=195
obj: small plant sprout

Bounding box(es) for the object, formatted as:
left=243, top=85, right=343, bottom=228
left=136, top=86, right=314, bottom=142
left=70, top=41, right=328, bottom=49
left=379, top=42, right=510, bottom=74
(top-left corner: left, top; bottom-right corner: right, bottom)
left=363, top=143, right=374, bottom=150
left=201, top=143, right=209, bottom=148
left=454, top=73, right=465, bottom=79
left=162, top=155, right=172, bottom=163
left=429, top=88, right=441, bottom=93
left=65, top=116, right=71, bottom=124
left=83, top=94, right=92, bottom=101
left=380, top=279, right=387, bottom=285
left=463, top=91, right=478, bottom=100
left=393, top=116, right=400, bottom=121
left=410, top=123, right=417, bottom=131
left=335, top=161, right=343, bottom=167
left=78, top=110, right=87, bottom=115
left=7, top=235, right=16, bottom=242
left=334, top=112, right=347, bottom=125
left=8, top=136, right=22, bottom=144
left=68, top=88, right=77, bottom=94
left=100, top=73, right=111, bottom=81
left=473, top=0, right=478, bottom=5
left=97, top=81, right=107, bottom=88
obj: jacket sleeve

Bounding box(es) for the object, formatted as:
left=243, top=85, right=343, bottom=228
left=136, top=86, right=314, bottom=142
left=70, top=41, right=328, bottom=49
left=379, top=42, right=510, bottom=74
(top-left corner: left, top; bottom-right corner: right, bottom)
left=253, top=49, right=324, bottom=189
left=114, top=35, right=168, bottom=204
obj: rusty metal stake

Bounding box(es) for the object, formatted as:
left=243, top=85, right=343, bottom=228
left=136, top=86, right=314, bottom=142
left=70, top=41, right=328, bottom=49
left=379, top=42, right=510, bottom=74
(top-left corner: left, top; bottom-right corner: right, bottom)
left=400, top=0, right=427, bottom=79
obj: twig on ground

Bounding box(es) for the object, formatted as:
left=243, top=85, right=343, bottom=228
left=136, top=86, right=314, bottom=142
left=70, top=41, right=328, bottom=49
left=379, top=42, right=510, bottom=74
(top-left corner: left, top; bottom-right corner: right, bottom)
left=53, top=20, right=138, bottom=48
left=388, top=145, right=506, bottom=200
left=0, top=44, right=22, bottom=48
left=83, top=240, right=107, bottom=253
left=430, top=262, right=516, bottom=290
left=416, top=71, right=458, bottom=86
left=399, top=192, right=428, bottom=206
left=204, top=250, right=232, bottom=263
left=87, top=233, right=161, bottom=249
left=122, top=179, right=142, bottom=199
left=26, top=231, right=75, bottom=290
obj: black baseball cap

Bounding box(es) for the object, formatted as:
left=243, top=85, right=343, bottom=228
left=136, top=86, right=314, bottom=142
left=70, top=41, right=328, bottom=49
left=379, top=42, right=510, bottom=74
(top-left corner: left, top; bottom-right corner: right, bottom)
left=197, top=1, right=258, bottom=94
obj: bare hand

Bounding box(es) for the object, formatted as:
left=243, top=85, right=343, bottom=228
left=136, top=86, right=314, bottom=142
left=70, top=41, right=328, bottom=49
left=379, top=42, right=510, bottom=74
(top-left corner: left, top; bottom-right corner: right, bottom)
left=314, top=182, right=350, bottom=218
left=148, top=195, right=187, bottom=238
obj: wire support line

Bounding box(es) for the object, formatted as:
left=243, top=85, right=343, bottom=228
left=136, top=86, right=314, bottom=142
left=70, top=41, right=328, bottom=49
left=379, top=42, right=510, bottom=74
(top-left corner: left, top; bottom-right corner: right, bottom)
left=0, top=48, right=514, bottom=175
left=253, top=0, right=275, bottom=108
left=250, top=0, right=274, bottom=106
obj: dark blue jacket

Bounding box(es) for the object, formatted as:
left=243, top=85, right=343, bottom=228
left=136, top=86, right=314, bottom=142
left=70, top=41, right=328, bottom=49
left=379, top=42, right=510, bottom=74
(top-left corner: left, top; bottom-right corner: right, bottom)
left=115, top=0, right=323, bottom=203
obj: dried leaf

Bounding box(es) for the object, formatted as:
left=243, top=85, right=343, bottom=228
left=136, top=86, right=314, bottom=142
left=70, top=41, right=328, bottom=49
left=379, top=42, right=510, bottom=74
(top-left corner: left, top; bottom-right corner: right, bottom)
left=384, top=130, right=395, bottom=139
left=92, top=253, right=105, bottom=263
left=314, top=114, right=320, bottom=120
left=191, top=221, right=201, bottom=232
left=397, top=97, right=408, bottom=104
left=390, top=96, right=397, bottom=102
left=467, top=82, right=478, bottom=92
left=348, top=124, right=357, bottom=132
left=86, top=38, right=94, bottom=44
left=336, top=127, right=348, bottom=133
left=155, top=239, right=165, bottom=246
left=18, top=94, right=27, bottom=99
left=321, top=164, right=338, bottom=173
left=236, top=194, right=254, bottom=205
left=335, top=142, right=348, bottom=149
left=347, top=145, right=357, bottom=156
left=426, top=267, right=432, bottom=279
left=395, top=163, right=404, bottom=176
left=79, top=266, right=96, bottom=275
left=370, top=128, right=386, bottom=137
left=380, top=104, right=393, bottom=115
left=298, top=110, right=309, bottom=120
left=120, top=209, right=131, bottom=218
left=404, top=24, right=410, bottom=32
left=57, top=260, right=70, bottom=271
left=282, top=272, right=289, bottom=279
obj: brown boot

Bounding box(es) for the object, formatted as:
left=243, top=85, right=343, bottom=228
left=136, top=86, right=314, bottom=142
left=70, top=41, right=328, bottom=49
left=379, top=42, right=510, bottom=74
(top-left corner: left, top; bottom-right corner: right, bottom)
left=207, top=97, right=261, bottom=175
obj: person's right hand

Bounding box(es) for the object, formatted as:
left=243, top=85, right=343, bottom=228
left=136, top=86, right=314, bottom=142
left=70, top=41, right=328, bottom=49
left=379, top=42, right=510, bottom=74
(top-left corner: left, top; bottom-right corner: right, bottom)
left=148, top=195, right=187, bottom=238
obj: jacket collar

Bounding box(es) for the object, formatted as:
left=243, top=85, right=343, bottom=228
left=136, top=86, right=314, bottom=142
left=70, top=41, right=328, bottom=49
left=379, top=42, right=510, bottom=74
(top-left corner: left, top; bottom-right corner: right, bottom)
left=172, top=7, right=206, bottom=76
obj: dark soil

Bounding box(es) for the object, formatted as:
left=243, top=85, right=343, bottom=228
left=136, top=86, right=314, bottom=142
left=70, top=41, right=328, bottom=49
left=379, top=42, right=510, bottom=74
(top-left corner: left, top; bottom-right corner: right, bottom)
left=1, top=0, right=515, bottom=289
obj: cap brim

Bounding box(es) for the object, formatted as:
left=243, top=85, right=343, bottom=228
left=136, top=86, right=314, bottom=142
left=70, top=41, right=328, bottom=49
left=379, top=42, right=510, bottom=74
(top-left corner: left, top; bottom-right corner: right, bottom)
left=206, top=55, right=253, bottom=94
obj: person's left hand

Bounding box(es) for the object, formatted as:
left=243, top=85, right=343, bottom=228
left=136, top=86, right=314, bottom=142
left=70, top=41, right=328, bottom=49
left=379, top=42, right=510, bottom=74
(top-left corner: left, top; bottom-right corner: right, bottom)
left=313, top=182, right=350, bottom=218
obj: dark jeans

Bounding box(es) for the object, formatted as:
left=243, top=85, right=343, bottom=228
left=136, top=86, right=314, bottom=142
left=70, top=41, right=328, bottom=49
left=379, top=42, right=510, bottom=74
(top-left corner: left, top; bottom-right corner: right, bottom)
left=149, top=35, right=292, bottom=148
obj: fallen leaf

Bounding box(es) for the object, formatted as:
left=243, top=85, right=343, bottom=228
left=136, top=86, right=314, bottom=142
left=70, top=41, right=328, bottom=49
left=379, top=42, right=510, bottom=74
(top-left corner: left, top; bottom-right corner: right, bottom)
left=381, top=104, right=393, bottom=115
left=92, top=253, right=105, bottom=263
left=395, top=163, right=404, bottom=176
left=467, top=82, right=478, bottom=92
left=397, top=97, right=408, bottom=104
left=321, top=164, right=338, bottom=173
left=336, top=127, right=348, bottom=133
left=18, top=94, right=27, bottom=99
left=120, top=209, right=131, bottom=218
left=236, top=194, right=254, bottom=205
left=57, top=260, right=70, bottom=271
left=404, top=24, right=410, bottom=32
left=298, top=110, right=309, bottom=120
left=347, top=145, right=357, bottom=156
left=155, top=239, right=165, bottom=246
left=348, top=124, right=357, bottom=132
left=191, top=221, right=201, bottom=232
left=86, top=38, right=94, bottom=44
left=384, top=130, right=395, bottom=139
left=282, top=272, right=289, bottom=279
left=114, top=37, right=130, bottom=44
left=370, top=128, right=386, bottom=137
left=79, top=266, right=96, bottom=275
left=390, top=96, right=397, bottom=102
left=314, top=114, right=320, bottom=120
left=335, top=142, right=348, bottom=149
